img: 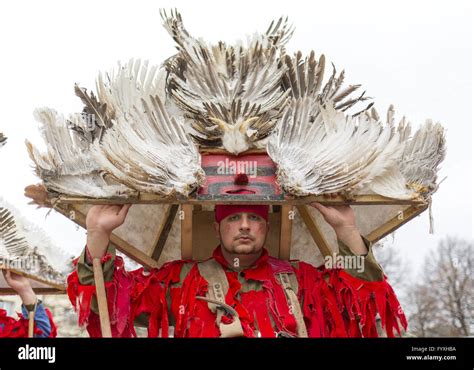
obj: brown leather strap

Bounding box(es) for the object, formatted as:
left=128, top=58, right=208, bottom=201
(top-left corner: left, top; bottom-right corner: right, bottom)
left=197, top=260, right=244, bottom=338
left=277, top=273, right=308, bottom=338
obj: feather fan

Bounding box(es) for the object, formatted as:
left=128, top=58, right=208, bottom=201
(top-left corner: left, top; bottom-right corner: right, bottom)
left=26, top=108, right=134, bottom=197
left=92, top=94, right=205, bottom=196
left=0, top=197, right=72, bottom=286
left=161, top=9, right=291, bottom=154
left=268, top=98, right=409, bottom=197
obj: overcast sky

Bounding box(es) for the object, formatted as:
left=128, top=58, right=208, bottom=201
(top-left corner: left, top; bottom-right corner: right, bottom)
left=0, top=0, right=472, bottom=277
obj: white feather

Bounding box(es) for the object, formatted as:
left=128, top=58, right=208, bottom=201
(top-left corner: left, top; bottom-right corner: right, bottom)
left=96, top=59, right=166, bottom=121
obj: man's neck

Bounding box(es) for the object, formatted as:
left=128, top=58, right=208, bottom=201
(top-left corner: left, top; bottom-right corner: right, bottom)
left=221, top=247, right=263, bottom=271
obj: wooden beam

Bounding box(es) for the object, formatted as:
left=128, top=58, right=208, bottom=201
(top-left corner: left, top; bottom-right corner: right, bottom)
left=54, top=194, right=427, bottom=206
left=109, top=234, right=158, bottom=270
left=180, top=205, right=193, bottom=260
left=53, top=204, right=158, bottom=270
left=0, top=266, right=66, bottom=292
left=148, top=204, right=179, bottom=261
left=365, top=204, right=429, bottom=243
left=296, top=205, right=332, bottom=258
left=279, top=205, right=293, bottom=260
left=0, top=288, right=66, bottom=295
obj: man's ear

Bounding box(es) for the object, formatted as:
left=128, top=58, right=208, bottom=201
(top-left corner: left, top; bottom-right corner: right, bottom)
left=213, top=221, right=220, bottom=239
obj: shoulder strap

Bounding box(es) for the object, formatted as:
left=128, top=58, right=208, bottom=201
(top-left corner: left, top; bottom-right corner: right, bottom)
left=276, top=272, right=308, bottom=338
left=198, top=259, right=229, bottom=303
left=270, top=258, right=308, bottom=338
left=197, top=259, right=244, bottom=338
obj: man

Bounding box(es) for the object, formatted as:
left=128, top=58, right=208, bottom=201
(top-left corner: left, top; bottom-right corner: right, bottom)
left=1, top=270, right=56, bottom=337
left=68, top=200, right=407, bottom=338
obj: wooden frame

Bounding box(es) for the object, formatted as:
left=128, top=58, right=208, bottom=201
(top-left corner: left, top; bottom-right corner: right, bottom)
left=50, top=195, right=428, bottom=265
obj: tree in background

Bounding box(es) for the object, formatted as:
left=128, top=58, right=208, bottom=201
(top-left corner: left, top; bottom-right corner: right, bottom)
left=373, top=240, right=412, bottom=293
left=407, top=237, right=473, bottom=337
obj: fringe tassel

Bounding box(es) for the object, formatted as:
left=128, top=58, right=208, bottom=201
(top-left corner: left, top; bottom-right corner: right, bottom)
left=67, top=255, right=133, bottom=337
left=0, top=308, right=56, bottom=338
left=127, top=260, right=184, bottom=337
left=295, top=262, right=407, bottom=337
left=330, top=269, right=408, bottom=337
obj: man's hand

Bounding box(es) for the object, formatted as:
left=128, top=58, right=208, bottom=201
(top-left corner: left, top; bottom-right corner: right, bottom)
left=24, top=184, right=51, bottom=208
left=86, top=204, right=132, bottom=259
left=310, top=202, right=368, bottom=255
left=2, top=270, right=37, bottom=305
left=310, top=202, right=357, bottom=230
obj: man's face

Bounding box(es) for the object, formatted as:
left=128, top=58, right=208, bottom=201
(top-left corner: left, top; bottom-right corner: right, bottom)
left=214, top=212, right=269, bottom=255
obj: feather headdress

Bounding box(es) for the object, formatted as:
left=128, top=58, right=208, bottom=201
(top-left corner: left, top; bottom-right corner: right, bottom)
left=0, top=197, right=72, bottom=286
left=26, top=9, right=445, bottom=202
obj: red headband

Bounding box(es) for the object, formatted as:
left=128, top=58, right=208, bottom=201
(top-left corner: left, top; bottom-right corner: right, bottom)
left=215, top=204, right=269, bottom=223
left=214, top=189, right=269, bottom=223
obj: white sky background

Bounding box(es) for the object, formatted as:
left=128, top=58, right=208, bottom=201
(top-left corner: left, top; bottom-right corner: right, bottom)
left=0, top=0, right=472, bottom=278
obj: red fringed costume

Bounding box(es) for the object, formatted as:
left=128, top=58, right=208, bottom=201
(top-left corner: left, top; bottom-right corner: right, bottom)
left=67, top=241, right=407, bottom=338
left=0, top=307, right=57, bottom=338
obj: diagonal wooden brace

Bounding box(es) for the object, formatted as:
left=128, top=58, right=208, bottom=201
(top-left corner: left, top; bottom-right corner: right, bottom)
left=296, top=205, right=332, bottom=258
left=365, top=204, right=428, bottom=243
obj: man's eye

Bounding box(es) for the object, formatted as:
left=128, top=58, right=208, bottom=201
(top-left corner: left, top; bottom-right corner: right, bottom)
left=229, top=215, right=239, bottom=221
left=249, top=215, right=260, bottom=221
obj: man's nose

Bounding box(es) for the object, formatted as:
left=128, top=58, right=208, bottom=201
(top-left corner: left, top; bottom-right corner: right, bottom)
left=239, top=215, right=250, bottom=230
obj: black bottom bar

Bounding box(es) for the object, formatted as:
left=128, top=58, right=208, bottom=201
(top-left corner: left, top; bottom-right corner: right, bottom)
left=0, top=337, right=471, bottom=369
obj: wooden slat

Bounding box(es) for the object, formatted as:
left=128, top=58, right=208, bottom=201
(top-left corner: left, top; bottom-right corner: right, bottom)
left=54, top=194, right=427, bottom=206
left=180, top=205, right=193, bottom=260
left=279, top=205, right=293, bottom=260
left=0, top=266, right=66, bottom=292
left=365, top=204, right=429, bottom=243
left=109, top=234, right=158, bottom=270
left=296, top=205, right=332, bottom=258
left=54, top=204, right=158, bottom=270
left=0, top=288, right=66, bottom=295
left=148, top=204, right=179, bottom=261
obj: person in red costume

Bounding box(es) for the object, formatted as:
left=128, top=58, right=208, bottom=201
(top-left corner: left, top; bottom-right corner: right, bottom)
left=0, top=270, right=57, bottom=338
left=67, top=194, right=407, bottom=338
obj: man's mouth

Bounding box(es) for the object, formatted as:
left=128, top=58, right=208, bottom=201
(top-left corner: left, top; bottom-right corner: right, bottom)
left=236, top=236, right=253, bottom=242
